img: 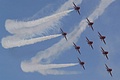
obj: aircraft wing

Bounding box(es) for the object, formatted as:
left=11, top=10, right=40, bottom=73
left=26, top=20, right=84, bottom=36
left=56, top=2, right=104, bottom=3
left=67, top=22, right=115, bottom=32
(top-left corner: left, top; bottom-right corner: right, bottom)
left=64, top=35, right=67, bottom=41
left=77, top=57, right=81, bottom=63
left=90, top=25, right=94, bottom=31
left=105, top=54, right=109, bottom=60
left=105, top=64, right=109, bottom=69
left=110, top=72, right=113, bottom=77
left=103, top=39, right=106, bottom=44
left=86, top=18, right=90, bottom=23
left=77, top=10, right=80, bottom=15
left=101, top=47, right=104, bottom=52
left=98, top=32, right=102, bottom=36
left=73, top=2, right=77, bottom=7
left=90, top=45, right=94, bottom=49
left=86, top=37, right=89, bottom=42
left=60, top=28, right=64, bottom=33
left=77, top=49, right=81, bottom=54
left=73, top=42, right=77, bottom=47
left=82, top=65, right=85, bottom=70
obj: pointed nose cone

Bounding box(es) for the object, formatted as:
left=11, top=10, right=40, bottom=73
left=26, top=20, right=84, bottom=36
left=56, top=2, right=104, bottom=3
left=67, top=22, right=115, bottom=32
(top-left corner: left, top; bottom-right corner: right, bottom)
left=63, top=33, right=67, bottom=35
left=89, top=41, right=93, bottom=44
left=75, top=7, right=80, bottom=10
left=105, top=52, right=108, bottom=54
left=77, top=46, right=80, bottom=49
left=80, top=62, right=84, bottom=65
left=64, top=33, right=67, bottom=35
left=107, top=68, right=112, bottom=72
left=89, top=22, right=93, bottom=25
left=103, top=36, right=106, bottom=39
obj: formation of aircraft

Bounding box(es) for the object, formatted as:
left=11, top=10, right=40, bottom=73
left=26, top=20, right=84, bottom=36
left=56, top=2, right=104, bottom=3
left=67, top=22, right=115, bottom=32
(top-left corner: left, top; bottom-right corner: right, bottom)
left=73, top=42, right=81, bottom=54
left=98, top=32, right=106, bottom=44
left=86, top=37, right=93, bottom=49
left=73, top=2, right=80, bottom=15
left=60, top=28, right=67, bottom=41
left=77, top=57, right=85, bottom=70
left=86, top=18, right=94, bottom=31
left=59, top=2, right=113, bottom=77
left=101, top=47, right=109, bottom=60
left=105, top=64, right=113, bottom=77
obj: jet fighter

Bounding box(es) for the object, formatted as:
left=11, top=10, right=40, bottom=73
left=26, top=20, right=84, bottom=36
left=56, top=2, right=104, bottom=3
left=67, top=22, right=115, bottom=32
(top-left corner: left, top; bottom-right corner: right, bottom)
left=101, top=47, right=109, bottom=60
left=86, top=37, right=93, bottom=49
left=98, top=32, right=106, bottom=44
left=105, top=64, right=113, bottom=77
left=73, top=2, right=80, bottom=15
left=60, top=28, right=67, bottom=41
left=73, top=42, right=81, bottom=54
left=77, top=57, right=85, bottom=70
left=86, top=18, right=94, bottom=31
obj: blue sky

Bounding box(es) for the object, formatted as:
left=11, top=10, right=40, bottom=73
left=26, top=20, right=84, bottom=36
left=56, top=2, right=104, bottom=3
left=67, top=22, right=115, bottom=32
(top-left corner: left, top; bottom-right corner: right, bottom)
left=0, top=0, right=120, bottom=80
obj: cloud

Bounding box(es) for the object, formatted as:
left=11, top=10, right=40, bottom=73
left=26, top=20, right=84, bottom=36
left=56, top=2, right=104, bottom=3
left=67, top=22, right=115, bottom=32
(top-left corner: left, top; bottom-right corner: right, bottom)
left=21, top=0, right=115, bottom=75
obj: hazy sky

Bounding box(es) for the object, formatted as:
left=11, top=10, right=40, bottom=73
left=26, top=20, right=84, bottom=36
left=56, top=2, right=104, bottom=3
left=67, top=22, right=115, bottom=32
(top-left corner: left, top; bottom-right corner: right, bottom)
left=0, top=0, right=120, bottom=80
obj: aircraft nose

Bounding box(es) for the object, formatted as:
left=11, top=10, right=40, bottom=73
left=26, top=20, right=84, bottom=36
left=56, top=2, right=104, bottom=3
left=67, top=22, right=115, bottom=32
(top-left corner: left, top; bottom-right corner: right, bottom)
left=91, top=42, right=93, bottom=44
left=76, top=47, right=80, bottom=49
left=63, top=33, right=67, bottom=35
left=91, top=23, right=93, bottom=25
left=108, top=69, right=112, bottom=71
left=81, top=62, right=84, bottom=65
left=105, top=52, right=108, bottom=54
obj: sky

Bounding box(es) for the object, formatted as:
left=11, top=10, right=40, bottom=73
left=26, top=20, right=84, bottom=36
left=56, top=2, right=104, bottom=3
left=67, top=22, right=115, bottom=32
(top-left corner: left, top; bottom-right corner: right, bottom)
left=0, top=0, right=120, bottom=80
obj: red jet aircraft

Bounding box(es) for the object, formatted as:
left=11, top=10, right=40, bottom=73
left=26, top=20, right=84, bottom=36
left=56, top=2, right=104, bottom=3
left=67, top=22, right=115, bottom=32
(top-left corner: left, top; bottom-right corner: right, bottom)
left=86, top=37, right=93, bottom=49
left=86, top=18, right=94, bottom=31
left=78, top=57, right=85, bottom=70
left=98, top=32, right=106, bottom=44
left=73, top=42, right=81, bottom=54
left=101, top=47, right=109, bottom=60
left=60, top=28, right=67, bottom=41
left=105, top=64, right=113, bottom=77
left=73, top=2, right=80, bottom=15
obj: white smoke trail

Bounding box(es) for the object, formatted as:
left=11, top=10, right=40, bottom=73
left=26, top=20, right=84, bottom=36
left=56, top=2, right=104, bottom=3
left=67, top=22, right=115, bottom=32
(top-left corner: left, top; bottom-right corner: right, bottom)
left=89, top=0, right=115, bottom=21
left=21, top=62, right=79, bottom=75
left=21, top=0, right=115, bottom=75
left=5, top=10, right=73, bottom=35
left=1, top=34, right=61, bottom=49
